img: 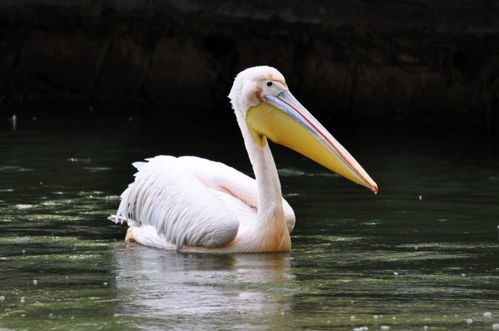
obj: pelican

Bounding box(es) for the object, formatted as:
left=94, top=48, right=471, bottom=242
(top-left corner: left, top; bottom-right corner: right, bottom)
left=110, top=66, right=378, bottom=253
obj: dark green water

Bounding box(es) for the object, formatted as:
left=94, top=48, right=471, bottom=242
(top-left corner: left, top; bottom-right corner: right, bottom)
left=1, top=116, right=499, bottom=330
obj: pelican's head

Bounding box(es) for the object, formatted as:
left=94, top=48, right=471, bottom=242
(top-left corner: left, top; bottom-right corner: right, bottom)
left=228, top=66, right=288, bottom=115
left=229, top=66, right=378, bottom=194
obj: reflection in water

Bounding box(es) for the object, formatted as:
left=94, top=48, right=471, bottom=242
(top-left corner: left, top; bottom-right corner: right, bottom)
left=113, top=244, right=293, bottom=329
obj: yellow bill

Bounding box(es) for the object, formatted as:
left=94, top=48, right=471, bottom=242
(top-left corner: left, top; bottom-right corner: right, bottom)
left=246, top=90, right=378, bottom=193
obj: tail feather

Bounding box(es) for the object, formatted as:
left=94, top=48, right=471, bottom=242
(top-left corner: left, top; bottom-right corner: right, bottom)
left=108, top=215, right=139, bottom=226
left=132, top=161, right=147, bottom=171
left=108, top=215, right=126, bottom=224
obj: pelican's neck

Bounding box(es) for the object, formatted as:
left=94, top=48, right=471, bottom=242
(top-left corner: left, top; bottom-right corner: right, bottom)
left=236, top=114, right=284, bottom=225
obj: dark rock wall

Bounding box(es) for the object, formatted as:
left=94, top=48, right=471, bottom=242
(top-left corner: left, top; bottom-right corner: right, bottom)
left=1, top=0, right=499, bottom=126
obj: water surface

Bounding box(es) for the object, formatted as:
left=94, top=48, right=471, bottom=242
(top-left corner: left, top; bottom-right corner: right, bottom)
left=1, top=116, right=499, bottom=330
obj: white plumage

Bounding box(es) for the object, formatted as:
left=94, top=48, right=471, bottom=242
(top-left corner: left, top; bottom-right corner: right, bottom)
left=111, top=155, right=295, bottom=252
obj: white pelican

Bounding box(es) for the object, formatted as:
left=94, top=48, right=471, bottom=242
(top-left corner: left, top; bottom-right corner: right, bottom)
left=110, top=66, right=378, bottom=253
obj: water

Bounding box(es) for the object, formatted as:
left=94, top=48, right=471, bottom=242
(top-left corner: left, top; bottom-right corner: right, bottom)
left=1, top=115, right=499, bottom=330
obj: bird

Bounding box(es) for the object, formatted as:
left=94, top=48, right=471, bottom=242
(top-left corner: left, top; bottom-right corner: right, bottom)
left=110, top=66, right=378, bottom=253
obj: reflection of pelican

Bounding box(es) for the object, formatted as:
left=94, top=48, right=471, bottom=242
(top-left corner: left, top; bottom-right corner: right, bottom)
left=113, top=245, right=293, bottom=324
left=110, top=66, right=377, bottom=252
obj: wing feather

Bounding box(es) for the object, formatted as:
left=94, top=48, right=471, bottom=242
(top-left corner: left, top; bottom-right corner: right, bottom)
left=178, top=156, right=296, bottom=233
left=113, top=156, right=239, bottom=249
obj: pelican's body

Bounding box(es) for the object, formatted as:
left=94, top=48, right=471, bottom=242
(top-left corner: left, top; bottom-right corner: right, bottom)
left=110, top=66, right=378, bottom=253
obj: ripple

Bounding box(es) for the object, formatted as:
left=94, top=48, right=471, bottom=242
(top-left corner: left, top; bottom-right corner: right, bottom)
left=28, top=214, right=86, bottom=221
left=82, top=167, right=112, bottom=172
left=77, top=191, right=105, bottom=196
left=103, top=195, right=120, bottom=201
left=0, top=235, right=108, bottom=247
left=278, top=167, right=337, bottom=177
left=279, top=168, right=305, bottom=176
left=15, top=204, right=33, bottom=209
left=362, top=251, right=471, bottom=262
left=67, top=158, right=92, bottom=163
left=300, top=235, right=363, bottom=242
left=361, top=219, right=382, bottom=226
left=0, top=166, right=34, bottom=172
left=397, top=242, right=499, bottom=250
left=283, top=192, right=304, bottom=198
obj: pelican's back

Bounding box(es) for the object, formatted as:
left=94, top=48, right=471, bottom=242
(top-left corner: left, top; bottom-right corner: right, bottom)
left=111, top=156, right=240, bottom=249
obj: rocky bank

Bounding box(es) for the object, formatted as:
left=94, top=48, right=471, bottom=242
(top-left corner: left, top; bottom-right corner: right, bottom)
left=1, top=0, right=499, bottom=126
